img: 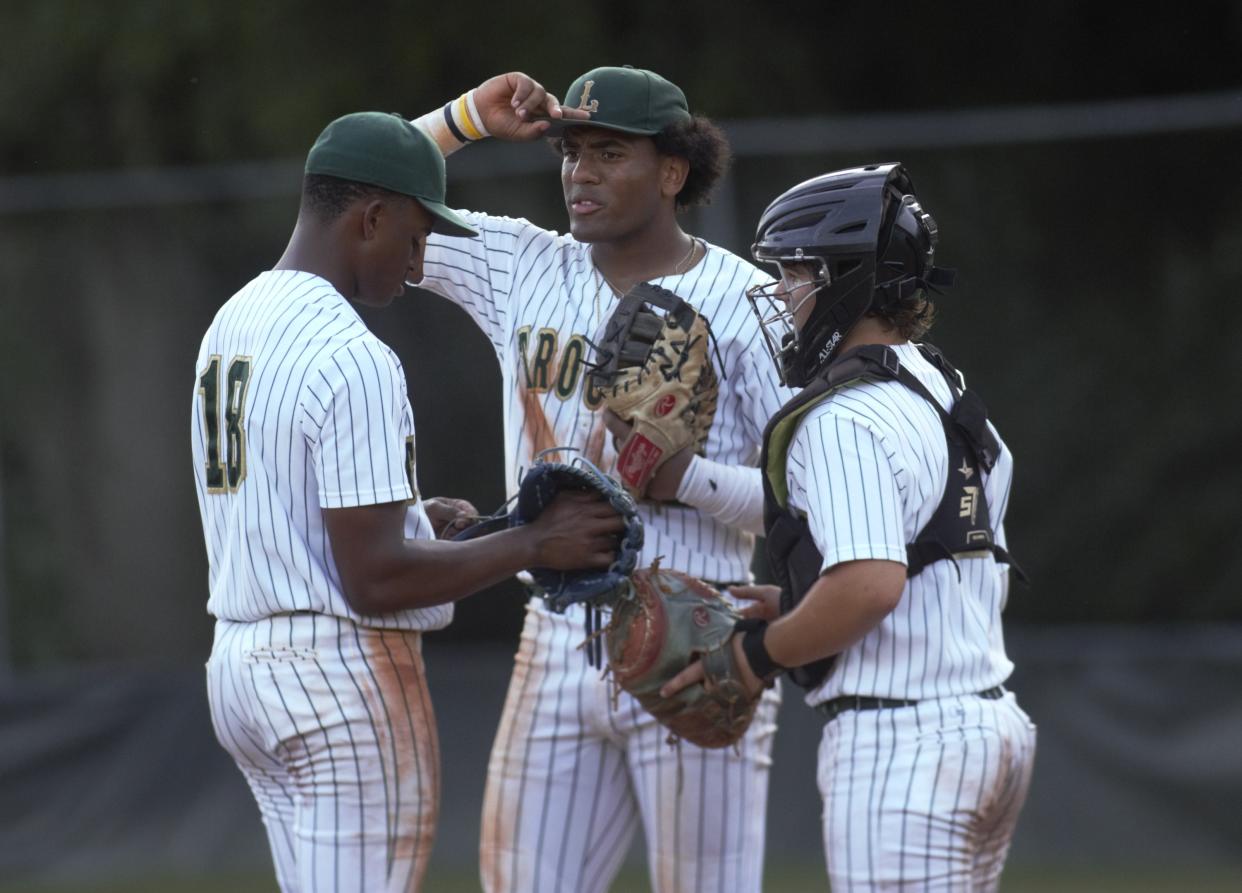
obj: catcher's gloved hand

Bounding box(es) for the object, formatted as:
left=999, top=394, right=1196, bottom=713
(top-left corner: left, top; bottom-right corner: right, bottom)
left=453, top=454, right=644, bottom=613
left=589, top=283, right=719, bottom=500
left=605, top=566, right=761, bottom=749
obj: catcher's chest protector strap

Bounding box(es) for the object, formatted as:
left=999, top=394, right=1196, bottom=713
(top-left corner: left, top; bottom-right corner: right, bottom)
left=887, top=344, right=1025, bottom=581
left=760, top=344, right=1023, bottom=690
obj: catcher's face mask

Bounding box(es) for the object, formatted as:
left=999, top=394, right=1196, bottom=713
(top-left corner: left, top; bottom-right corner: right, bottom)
left=745, top=255, right=830, bottom=387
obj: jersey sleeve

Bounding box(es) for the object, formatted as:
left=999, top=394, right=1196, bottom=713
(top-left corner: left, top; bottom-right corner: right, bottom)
left=300, top=339, right=416, bottom=509
left=790, top=407, right=908, bottom=571
left=418, top=210, right=557, bottom=357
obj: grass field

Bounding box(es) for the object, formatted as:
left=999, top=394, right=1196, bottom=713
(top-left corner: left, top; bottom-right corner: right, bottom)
left=9, top=865, right=1242, bottom=892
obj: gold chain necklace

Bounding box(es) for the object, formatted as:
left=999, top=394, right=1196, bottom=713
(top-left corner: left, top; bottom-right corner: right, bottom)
left=592, top=236, right=700, bottom=325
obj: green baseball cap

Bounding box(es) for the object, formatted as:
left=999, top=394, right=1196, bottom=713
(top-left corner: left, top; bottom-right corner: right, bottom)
left=305, top=111, right=477, bottom=238
left=548, top=65, right=691, bottom=136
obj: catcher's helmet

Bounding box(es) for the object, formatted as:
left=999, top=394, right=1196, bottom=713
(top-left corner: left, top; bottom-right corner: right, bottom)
left=746, top=163, right=954, bottom=387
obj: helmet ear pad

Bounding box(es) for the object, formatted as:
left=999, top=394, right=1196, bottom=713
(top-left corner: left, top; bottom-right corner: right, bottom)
left=787, top=259, right=874, bottom=387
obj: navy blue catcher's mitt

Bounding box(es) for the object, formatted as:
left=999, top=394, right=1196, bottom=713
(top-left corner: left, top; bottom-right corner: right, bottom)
left=453, top=454, right=644, bottom=613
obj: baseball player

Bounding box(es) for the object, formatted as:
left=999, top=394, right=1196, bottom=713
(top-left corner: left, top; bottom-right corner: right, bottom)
left=192, top=111, right=624, bottom=893
left=407, top=68, right=786, bottom=892
left=664, top=163, right=1037, bottom=890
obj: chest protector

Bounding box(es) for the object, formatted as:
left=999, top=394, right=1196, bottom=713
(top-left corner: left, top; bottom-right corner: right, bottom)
left=760, top=343, right=1025, bottom=690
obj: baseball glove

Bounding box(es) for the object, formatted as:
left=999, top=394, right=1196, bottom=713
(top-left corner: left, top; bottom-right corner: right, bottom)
left=453, top=454, right=644, bottom=613
left=588, top=282, right=719, bottom=499
left=604, top=565, right=759, bottom=749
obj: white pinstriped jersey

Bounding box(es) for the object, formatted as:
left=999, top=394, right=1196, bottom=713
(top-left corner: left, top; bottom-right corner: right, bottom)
left=786, top=342, right=1016, bottom=704
left=420, top=211, right=786, bottom=585
left=420, top=210, right=782, bottom=893
left=192, top=269, right=450, bottom=631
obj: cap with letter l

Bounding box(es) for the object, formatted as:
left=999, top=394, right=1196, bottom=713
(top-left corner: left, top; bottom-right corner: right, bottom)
left=546, top=65, right=691, bottom=135
left=304, top=111, right=477, bottom=237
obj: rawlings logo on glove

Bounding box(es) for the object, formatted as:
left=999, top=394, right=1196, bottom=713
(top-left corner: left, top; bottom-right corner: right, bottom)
left=589, top=283, right=719, bottom=499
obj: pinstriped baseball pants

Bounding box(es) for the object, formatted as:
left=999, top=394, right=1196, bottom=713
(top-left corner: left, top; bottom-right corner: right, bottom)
left=817, top=691, right=1036, bottom=891
left=207, top=615, right=440, bottom=893
left=480, top=602, right=779, bottom=893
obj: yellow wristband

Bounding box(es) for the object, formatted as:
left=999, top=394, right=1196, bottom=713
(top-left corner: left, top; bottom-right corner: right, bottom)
left=411, top=89, right=489, bottom=158
left=446, top=90, right=488, bottom=143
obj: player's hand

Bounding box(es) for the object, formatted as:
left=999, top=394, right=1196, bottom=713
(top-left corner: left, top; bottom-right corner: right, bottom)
left=473, top=72, right=591, bottom=141
left=659, top=634, right=765, bottom=700
left=423, top=497, right=478, bottom=539
left=529, top=490, right=626, bottom=570
left=727, top=584, right=782, bottom=621
left=603, top=409, right=693, bottom=502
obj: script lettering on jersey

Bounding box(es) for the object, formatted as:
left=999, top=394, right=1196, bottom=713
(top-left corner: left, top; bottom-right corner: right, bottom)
left=516, top=325, right=604, bottom=408
left=198, top=354, right=253, bottom=493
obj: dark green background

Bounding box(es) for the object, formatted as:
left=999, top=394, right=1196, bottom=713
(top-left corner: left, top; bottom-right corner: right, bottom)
left=4, top=2, right=1240, bottom=174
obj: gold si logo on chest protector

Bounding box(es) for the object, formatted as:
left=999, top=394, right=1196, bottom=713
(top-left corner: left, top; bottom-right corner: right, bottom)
left=577, top=80, right=600, bottom=112
left=959, top=485, right=981, bottom=525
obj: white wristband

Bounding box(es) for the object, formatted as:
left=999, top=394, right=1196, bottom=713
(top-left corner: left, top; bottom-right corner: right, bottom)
left=675, top=455, right=766, bottom=536
left=462, top=89, right=489, bottom=138
left=410, top=89, right=489, bottom=158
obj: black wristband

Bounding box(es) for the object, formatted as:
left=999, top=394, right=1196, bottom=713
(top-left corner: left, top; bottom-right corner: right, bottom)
left=442, top=103, right=472, bottom=144
left=734, top=618, right=784, bottom=682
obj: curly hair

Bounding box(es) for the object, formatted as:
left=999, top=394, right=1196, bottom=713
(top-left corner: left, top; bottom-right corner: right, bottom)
left=302, top=173, right=407, bottom=222
left=550, top=114, right=733, bottom=211
left=650, top=115, right=732, bottom=210
left=869, top=293, right=937, bottom=341
left=866, top=185, right=938, bottom=340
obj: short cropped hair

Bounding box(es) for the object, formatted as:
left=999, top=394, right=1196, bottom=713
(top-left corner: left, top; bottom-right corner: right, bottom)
left=302, top=173, right=407, bottom=222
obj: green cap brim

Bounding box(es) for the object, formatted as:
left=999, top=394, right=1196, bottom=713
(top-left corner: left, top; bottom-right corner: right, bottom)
left=539, top=116, right=661, bottom=138
left=418, top=198, right=477, bottom=238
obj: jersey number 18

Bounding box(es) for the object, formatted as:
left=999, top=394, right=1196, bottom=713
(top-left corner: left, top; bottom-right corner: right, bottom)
left=198, top=354, right=252, bottom=493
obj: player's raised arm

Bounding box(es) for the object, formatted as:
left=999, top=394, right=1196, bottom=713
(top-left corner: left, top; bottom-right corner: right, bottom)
left=412, top=71, right=590, bottom=156
left=407, top=72, right=584, bottom=354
